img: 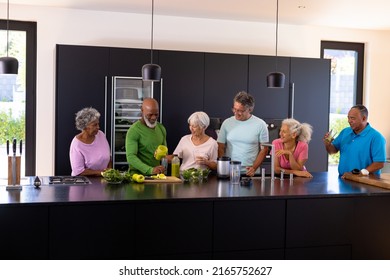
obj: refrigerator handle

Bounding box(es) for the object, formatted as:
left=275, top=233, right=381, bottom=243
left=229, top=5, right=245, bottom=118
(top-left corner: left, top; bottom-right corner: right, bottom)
left=104, top=75, right=114, bottom=158
left=290, top=82, right=295, bottom=119
left=159, top=78, right=163, bottom=123
left=104, top=76, right=108, bottom=134
left=110, top=76, right=115, bottom=158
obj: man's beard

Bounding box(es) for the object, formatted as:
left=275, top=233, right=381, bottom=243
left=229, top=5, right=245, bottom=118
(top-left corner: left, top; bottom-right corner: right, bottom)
left=143, top=115, right=157, bottom=128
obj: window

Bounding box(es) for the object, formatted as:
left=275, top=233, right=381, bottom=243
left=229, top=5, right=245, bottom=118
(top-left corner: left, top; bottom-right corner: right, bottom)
left=0, top=20, right=36, bottom=177
left=321, top=41, right=364, bottom=166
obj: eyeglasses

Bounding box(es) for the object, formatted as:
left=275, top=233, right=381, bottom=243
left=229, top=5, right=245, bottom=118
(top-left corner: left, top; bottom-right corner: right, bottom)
left=232, top=107, right=248, bottom=114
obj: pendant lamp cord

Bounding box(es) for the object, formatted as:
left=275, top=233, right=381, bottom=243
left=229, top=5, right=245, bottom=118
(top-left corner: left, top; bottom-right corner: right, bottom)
left=274, top=0, right=279, bottom=71
left=6, top=0, right=10, bottom=57
left=149, top=0, right=155, bottom=64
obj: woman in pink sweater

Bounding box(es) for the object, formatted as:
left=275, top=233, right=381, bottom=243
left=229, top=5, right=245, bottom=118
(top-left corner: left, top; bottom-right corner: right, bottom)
left=69, top=107, right=112, bottom=176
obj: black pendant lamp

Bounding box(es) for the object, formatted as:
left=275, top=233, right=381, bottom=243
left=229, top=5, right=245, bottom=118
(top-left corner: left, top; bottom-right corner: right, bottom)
left=267, top=0, right=285, bottom=88
left=0, top=0, right=18, bottom=75
left=142, top=0, right=161, bottom=82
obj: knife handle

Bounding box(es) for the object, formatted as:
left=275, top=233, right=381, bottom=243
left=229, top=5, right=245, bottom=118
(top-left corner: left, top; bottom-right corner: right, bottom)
left=20, top=140, right=22, bottom=155
left=6, top=140, right=9, bottom=155
left=12, top=138, right=16, bottom=156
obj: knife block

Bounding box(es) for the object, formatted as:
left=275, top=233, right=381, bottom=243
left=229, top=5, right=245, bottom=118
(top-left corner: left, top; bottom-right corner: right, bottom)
left=7, top=156, right=21, bottom=186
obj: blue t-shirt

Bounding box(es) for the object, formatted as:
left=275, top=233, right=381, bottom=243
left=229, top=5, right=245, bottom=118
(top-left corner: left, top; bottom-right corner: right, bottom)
left=332, top=123, right=386, bottom=175
left=217, top=115, right=269, bottom=168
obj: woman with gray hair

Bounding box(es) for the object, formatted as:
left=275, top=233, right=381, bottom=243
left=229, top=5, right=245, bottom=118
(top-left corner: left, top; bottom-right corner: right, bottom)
left=69, top=107, right=112, bottom=176
left=272, top=118, right=313, bottom=178
left=172, top=111, right=218, bottom=171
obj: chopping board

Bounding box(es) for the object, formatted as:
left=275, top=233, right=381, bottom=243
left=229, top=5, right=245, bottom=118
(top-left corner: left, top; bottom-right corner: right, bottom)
left=343, top=172, right=390, bottom=190
left=143, top=176, right=183, bottom=183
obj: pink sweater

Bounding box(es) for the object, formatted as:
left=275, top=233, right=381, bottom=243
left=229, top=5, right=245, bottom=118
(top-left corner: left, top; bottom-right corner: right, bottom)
left=69, top=130, right=111, bottom=176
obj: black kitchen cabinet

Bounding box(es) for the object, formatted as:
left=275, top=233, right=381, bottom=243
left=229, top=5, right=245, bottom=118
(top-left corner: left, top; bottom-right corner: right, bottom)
left=55, top=45, right=109, bottom=176
left=290, top=57, right=330, bottom=172
left=159, top=50, right=205, bottom=152
left=49, top=203, right=136, bottom=259
left=353, top=196, right=390, bottom=259
left=135, top=201, right=213, bottom=259
left=0, top=205, right=48, bottom=259
left=285, top=197, right=353, bottom=259
left=248, top=55, right=290, bottom=119
left=285, top=245, right=351, bottom=260
left=213, top=199, right=285, bottom=259
left=204, top=53, right=248, bottom=121
left=109, top=47, right=153, bottom=77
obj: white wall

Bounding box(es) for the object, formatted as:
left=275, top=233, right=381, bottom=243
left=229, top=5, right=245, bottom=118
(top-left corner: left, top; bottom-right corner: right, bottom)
left=7, top=4, right=390, bottom=175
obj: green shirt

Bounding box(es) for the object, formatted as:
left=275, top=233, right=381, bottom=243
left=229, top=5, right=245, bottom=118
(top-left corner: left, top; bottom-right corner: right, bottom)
left=125, top=120, right=167, bottom=175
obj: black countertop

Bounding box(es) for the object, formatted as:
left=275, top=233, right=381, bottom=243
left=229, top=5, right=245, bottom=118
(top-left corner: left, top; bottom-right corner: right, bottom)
left=2, top=171, right=390, bottom=205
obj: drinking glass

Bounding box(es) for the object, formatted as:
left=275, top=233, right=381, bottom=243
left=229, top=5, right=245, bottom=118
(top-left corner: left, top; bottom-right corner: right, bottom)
left=193, top=150, right=208, bottom=168
left=230, top=161, right=241, bottom=184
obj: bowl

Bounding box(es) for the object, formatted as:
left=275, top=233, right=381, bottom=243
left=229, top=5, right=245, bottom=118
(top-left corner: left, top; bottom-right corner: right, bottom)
left=101, top=169, right=124, bottom=184
left=181, top=168, right=210, bottom=183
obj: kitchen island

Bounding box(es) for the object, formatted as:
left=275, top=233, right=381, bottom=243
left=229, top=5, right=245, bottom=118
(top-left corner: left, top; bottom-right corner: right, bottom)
left=1, top=172, right=390, bottom=260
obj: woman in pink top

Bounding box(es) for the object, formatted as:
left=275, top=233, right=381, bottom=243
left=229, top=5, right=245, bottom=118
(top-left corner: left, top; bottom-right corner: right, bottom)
left=172, top=111, right=218, bottom=171
left=272, top=118, right=313, bottom=178
left=69, top=107, right=112, bottom=176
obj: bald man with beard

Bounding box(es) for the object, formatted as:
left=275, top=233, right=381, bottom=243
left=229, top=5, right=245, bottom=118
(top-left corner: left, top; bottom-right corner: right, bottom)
left=126, top=98, right=167, bottom=175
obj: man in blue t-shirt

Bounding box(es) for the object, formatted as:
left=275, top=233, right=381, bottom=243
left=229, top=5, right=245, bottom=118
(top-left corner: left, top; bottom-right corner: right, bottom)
left=323, top=105, right=386, bottom=176
left=217, top=91, right=269, bottom=177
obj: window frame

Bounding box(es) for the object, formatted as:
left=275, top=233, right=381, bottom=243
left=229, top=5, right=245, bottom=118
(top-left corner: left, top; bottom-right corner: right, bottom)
left=321, top=41, right=364, bottom=105
left=0, top=20, right=37, bottom=175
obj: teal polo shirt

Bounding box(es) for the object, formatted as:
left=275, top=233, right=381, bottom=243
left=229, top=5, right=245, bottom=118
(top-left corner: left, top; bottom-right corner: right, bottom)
left=332, top=123, right=386, bottom=176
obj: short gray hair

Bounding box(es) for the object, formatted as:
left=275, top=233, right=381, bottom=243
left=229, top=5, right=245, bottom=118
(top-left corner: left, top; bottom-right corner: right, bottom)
left=282, top=118, right=313, bottom=143
left=233, top=91, right=255, bottom=111
left=351, top=104, right=368, bottom=118
left=75, top=107, right=100, bottom=131
left=187, top=111, right=210, bottom=129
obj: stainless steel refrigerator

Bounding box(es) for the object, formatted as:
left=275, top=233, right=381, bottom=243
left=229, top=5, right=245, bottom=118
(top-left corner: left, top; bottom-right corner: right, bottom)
left=107, top=76, right=162, bottom=171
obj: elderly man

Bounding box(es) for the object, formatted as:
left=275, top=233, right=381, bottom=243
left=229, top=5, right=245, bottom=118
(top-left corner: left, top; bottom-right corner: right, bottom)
left=126, top=98, right=167, bottom=175
left=324, top=104, right=386, bottom=176
left=217, top=91, right=269, bottom=177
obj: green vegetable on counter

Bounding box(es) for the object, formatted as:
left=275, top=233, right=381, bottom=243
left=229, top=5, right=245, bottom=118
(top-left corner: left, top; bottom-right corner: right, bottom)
left=101, top=168, right=123, bottom=183
left=181, top=168, right=211, bottom=182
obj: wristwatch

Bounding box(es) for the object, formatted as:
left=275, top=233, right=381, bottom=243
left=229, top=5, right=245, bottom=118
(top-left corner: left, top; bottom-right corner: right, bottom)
left=360, top=169, right=369, bottom=176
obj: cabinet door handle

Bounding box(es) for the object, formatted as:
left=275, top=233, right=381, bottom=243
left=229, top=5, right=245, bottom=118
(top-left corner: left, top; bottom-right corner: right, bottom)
left=104, top=76, right=108, bottom=134
left=290, top=82, right=295, bottom=118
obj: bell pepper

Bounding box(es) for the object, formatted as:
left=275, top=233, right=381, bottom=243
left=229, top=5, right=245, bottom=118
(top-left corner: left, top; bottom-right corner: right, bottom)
left=132, top=174, right=145, bottom=183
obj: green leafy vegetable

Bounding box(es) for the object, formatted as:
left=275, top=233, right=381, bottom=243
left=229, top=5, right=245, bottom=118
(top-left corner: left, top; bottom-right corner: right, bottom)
left=101, top=169, right=123, bottom=183
left=181, top=168, right=211, bottom=182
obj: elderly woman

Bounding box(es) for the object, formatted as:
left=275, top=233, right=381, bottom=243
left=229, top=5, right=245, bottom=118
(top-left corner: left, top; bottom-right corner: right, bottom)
left=172, top=111, right=218, bottom=171
left=272, top=118, right=313, bottom=178
left=69, top=107, right=112, bottom=176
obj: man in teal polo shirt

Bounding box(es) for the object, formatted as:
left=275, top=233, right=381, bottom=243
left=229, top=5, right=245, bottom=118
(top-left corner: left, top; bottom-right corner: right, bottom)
left=323, top=105, right=386, bottom=176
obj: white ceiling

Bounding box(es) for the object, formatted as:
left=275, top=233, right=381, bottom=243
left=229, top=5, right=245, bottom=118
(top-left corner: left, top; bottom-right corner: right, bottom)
left=4, top=0, right=390, bottom=30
